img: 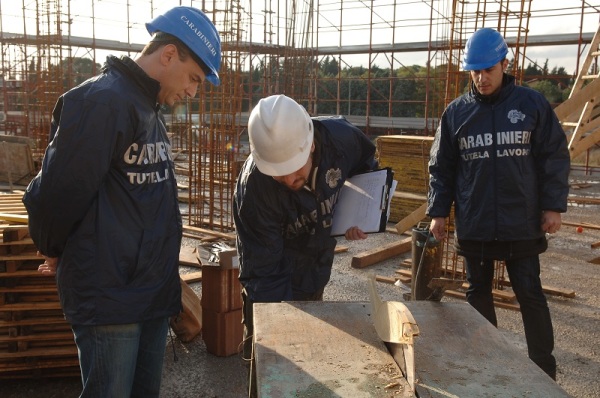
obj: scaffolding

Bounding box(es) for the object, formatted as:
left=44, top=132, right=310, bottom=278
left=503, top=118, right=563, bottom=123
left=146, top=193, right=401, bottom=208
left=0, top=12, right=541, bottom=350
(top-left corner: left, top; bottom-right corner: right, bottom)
left=0, top=0, right=598, bottom=231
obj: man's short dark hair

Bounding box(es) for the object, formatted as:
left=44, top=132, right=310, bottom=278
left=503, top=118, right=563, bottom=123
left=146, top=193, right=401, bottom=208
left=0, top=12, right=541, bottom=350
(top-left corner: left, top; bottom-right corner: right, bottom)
left=142, top=32, right=212, bottom=78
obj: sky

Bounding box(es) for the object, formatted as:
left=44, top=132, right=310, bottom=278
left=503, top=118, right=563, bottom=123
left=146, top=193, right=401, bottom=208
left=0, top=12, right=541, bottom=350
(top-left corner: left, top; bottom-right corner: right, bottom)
left=0, top=0, right=598, bottom=74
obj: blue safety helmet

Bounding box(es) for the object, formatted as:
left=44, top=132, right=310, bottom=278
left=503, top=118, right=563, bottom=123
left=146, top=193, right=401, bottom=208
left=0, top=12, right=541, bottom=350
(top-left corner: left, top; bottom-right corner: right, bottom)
left=146, top=6, right=221, bottom=86
left=462, top=28, right=508, bottom=71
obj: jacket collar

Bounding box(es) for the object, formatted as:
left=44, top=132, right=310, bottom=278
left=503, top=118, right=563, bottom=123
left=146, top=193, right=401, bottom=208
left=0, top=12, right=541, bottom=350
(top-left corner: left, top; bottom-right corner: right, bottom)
left=304, top=125, right=322, bottom=192
left=104, top=56, right=161, bottom=107
left=470, top=73, right=514, bottom=104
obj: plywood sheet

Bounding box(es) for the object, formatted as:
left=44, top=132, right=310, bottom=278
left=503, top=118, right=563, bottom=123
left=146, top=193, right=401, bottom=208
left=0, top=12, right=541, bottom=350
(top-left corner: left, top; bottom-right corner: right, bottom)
left=253, top=302, right=413, bottom=398
left=391, top=301, right=569, bottom=398
left=0, top=139, right=35, bottom=184
left=254, top=301, right=569, bottom=398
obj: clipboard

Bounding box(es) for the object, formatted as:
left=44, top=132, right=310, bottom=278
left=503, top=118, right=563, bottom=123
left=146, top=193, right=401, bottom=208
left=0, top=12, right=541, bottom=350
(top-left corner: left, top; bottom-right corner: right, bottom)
left=330, top=168, right=397, bottom=236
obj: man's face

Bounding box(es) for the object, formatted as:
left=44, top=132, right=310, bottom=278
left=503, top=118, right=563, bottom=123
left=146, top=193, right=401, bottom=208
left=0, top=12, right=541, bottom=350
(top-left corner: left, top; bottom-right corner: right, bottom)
left=272, top=152, right=313, bottom=191
left=469, top=59, right=508, bottom=96
left=157, top=46, right=207, bottom=106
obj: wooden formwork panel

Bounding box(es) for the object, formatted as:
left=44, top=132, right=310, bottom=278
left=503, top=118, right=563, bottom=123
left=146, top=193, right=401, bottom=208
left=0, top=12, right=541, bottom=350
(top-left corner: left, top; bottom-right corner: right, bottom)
left=0, top=224, right=79, bottom=378
left=376, top=135, right=433, bottom=196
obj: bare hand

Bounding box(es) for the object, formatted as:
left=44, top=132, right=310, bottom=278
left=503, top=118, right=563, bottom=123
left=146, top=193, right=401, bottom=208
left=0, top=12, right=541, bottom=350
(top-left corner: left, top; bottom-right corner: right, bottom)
left=37, top=252, right=59, bottom=276
left=541, top=211, right=561, bottom=234
left=430, top=217, right=447, bottom=241
left=345, top=226, right=367, bottom=241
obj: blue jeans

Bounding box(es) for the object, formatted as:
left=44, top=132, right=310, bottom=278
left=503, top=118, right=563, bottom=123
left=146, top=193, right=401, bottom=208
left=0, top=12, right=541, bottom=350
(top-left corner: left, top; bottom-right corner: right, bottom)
left=72, top=317, right=169, bottom=398
left=464, top=255, right=556, bottom=379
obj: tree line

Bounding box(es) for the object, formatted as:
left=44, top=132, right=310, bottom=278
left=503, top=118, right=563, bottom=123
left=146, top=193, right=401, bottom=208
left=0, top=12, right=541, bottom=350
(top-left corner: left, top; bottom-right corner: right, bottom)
left=38, top=56, right=575, bottom=118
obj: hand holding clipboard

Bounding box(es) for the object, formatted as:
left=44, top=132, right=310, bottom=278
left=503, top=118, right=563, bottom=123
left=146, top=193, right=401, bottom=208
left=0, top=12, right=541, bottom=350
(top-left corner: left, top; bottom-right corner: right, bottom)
left=330, top=168, right=397, bottom=236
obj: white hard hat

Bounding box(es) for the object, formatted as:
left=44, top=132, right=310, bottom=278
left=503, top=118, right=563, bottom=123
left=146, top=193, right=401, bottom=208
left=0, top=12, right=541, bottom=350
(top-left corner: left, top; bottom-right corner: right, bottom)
left=248, top=95, right=314, bottom=176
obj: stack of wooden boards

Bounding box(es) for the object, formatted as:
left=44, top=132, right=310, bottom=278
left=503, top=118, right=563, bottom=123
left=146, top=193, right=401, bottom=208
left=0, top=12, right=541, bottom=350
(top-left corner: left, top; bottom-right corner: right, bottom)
left=0, top=193, right=79, bottom=379
left=0, top=196, right=247, bottom=378
left=376, top=135, right=432, bottom=224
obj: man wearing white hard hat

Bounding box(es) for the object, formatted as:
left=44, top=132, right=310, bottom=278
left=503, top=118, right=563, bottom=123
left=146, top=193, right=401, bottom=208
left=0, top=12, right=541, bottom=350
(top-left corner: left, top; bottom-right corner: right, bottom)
left=23, top=6, right=221, bottom=397
left=427, top=27, right=570, bottom=380
left=233, top=94, right=377, bottom=374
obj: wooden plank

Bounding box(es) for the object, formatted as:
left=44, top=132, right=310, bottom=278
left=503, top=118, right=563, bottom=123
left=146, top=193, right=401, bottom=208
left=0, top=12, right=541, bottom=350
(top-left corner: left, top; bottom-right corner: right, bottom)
left=491, top=288, right=516, bottom=302
left=375, top=275, right=397, bottom=284
left=0, top=238, right=34, bottom=246
left=395, top=202, right=427, bottom=235
left=351, top=237, right=412, bottom=268
left=392, top=302, right=568, bottom=397
left=396, top=269, right=412, bottom=278
left=1, top=226, right=29, bottom=243
left=492, top=300, right=521, bottom=311
left=0, top=345, right=78, bottom=360
left=253, top=302, right=413, bottom=398
left=0, top=140, right=35, bottom=185
left=182, top=225, right=236, bottom=241
left=179, top=246, right=201, bottom=268
left=0, top=284, right=57, bottom=293
left=569, top=124, right=600, bottom=159
left=0, top=317, right=66, bottom=328
left=591, top=241, right=600, bottom=249
left=562, top=220, right=600, bottom=230
left=0, top=302, right=62, bottom=311
left=334, top=245, right=349, bottom=253
left=0, top=331, right=73, bottom=344
left=0, top=270, right=48, bottom=279
left=0, top=361, right=80, bottom=378
left=567, top=196, right=600, bottom=206
left=554, top=75, right=600, bottom=120
left=542, top=285, right=576, bottom=298
left=180, top=271, right=202, bottom=283
left=0, top=252, right=40, bottom=261
left=0, top=213, right=28, bottom=224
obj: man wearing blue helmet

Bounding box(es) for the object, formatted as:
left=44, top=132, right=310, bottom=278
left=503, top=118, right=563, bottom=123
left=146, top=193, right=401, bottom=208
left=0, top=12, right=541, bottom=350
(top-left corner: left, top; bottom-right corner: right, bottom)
left=427, top=28, right=570, bottom=381
left=22, top=6, right=220, bottom=397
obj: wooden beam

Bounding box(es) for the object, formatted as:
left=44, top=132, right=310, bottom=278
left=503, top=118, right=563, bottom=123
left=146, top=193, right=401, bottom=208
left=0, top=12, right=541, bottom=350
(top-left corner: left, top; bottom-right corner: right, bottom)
left=566, top=196, right=600, bottom=206
left=375, top=275, right=397, bottom=284
left=179, top=246, right=201, bottom=268
left=0, top=212, right=28, bottom=224
left=554, top=76, right=600, bottom=120
left=351, top=237, right=412, bottom=268
left=568, top=124, right=600, bottom=159
left=562, top=220, right=600, bottom=230
left=542, top=285, right=576, bottom=298
left=395, top=202, right=427, bottom=235
left=182, top=224, right=236, bottom=241
left=180, top=271, right=202, bottom=283
left=334, top=245, right=349, bottom=254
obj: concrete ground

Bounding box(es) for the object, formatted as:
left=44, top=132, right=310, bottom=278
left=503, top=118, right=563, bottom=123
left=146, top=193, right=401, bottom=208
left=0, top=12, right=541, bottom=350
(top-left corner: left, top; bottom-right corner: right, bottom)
left=2, top=176, right=600, bottom=397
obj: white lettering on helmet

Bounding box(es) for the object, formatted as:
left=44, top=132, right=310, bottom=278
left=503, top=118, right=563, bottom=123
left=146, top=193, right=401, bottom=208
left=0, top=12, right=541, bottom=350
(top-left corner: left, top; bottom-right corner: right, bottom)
left=181, top=16, right=217, bottom=57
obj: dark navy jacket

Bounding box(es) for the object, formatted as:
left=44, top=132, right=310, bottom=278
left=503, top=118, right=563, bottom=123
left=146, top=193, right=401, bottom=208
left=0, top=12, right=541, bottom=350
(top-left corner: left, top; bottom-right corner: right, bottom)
left=233, top=117, right=376, bottom=302
left=427, top=75, right=570, bottom=243
left=23, top=56, right=182, bottom=325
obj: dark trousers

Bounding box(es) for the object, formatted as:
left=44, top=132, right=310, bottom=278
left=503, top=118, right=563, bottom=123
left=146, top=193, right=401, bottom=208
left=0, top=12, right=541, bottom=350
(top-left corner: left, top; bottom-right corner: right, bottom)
left=464, top=255, right=556, bottom=380
left=242, top=287, right=325, bottom=397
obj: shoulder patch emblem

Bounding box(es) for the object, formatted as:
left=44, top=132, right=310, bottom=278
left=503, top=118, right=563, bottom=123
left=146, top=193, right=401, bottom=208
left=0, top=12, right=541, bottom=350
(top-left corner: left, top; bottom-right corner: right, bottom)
left=325, top=168, right=342, bottom=189
left=507, top=109, right=526, bottom=124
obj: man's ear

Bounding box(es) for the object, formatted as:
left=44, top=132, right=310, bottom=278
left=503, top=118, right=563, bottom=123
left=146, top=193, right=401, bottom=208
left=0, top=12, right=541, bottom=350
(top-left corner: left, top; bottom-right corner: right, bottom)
left=160, top=44, right=178, bottom=66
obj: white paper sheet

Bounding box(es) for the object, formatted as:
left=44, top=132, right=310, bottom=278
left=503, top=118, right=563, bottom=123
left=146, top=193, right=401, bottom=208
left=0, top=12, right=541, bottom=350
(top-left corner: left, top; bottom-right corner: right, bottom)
left=330, top=169, right=397, bottom=236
